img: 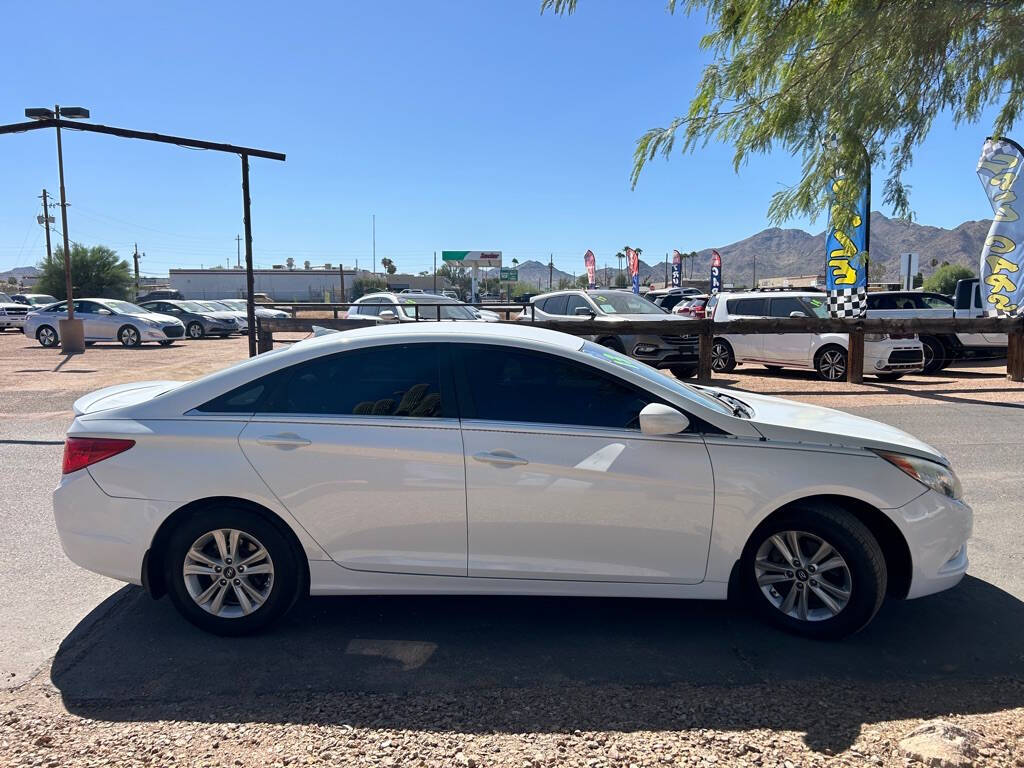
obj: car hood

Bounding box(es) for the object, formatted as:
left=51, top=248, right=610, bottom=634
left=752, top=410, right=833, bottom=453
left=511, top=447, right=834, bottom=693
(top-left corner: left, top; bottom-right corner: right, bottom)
left=202, top=311, right=238, bottom=322
left=136, top=312, right=184, bottom=324
left=0, top=302, right=26, bottom=310
left=718, top=388, right=947, bottom=464
left=73, top=380, right=186, bottom=416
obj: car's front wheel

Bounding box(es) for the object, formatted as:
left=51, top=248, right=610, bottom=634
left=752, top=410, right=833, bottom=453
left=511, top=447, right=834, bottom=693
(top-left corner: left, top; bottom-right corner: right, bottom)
left=36, top=325, right=58, bottom=347
left=741, top=504, right=887, bottom=639
left=186, top=321, right=205, bottom=339
left=118, top=325, right=141, bottom=347
left=814, top=346, right=847, bottom=381
left=164, top=508, right=301, bottom=635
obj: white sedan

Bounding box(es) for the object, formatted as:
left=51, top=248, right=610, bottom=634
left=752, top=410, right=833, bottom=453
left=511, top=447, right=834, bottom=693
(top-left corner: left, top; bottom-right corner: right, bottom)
left=55, top=323, right=971, bottom=638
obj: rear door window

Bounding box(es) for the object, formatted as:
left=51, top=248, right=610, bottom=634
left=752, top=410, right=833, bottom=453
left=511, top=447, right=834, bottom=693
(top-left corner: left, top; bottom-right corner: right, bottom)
left=726, top=298, right=767, bottom=316
left=768, top=297, right=809, bottom=317
left=542, top=295, right=569, bottom=315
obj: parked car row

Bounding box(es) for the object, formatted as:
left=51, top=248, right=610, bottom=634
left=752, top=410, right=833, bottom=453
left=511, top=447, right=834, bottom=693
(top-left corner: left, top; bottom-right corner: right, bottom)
left=15, top=296, right=288, bottom=348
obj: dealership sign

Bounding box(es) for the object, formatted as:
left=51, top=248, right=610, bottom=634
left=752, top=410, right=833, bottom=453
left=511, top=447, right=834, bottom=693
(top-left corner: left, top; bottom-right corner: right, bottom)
left=441, top=251, right=502, bottom=267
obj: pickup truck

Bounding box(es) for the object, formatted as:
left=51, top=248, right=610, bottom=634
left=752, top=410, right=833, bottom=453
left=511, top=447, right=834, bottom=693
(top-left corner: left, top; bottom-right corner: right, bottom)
left=866, top=278, right=1006, bottom=373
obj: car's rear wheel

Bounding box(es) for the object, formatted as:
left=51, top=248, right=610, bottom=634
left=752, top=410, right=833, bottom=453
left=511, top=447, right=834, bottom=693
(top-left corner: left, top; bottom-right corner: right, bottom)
left=710, top=339, right=736, bottom=372
left=669, top=365, right=697, bottom=379
left=164, top=509, right=300, bottom=635
left=187, top=321, right=205, bottom=339
left=741, top=504, right=886, bottom=639
left=118, top=325, right=141, bottom=347
left=36, top=325, right=58, bottom=348
left=814, top=346, right=847, bottom=381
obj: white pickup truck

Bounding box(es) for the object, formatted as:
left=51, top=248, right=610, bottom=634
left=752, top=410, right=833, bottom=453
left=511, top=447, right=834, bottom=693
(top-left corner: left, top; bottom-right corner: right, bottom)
left=866, top=278, right=1007, bottom=373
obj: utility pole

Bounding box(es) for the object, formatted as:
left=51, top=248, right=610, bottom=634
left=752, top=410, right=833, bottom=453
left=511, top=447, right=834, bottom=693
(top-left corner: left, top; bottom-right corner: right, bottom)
left=339, top=263, right=346, bottom=302
left=664, top=253, right=668, bottom=286
left=53, top=104, right=84, bottom=353
left=752, top=254, right=757, bottom=289
left=39, top=189, right=53, bottom=265
left=433, top=251, right=437, bottom=293
left=236, top=234, right=241, bottom=268
left=241, top=154, right=256, bottom=358
left=372, top=214, right=376, bottom=277
left=133, top=243, right=141, bottom=300
left=549, top=254, right=553, bottom=289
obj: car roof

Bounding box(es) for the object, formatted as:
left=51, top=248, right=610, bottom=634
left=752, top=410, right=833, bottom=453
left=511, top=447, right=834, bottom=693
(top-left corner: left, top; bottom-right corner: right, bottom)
left=357, top=291, right=454, bottom=302
left=294, top=319, right=585, bottom=352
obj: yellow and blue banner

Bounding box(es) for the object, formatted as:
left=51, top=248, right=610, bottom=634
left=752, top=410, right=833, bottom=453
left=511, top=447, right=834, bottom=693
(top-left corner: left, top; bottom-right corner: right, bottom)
left=825, top=178, right=869, bottom=317
left=977, top=137, right=1024, bottom=316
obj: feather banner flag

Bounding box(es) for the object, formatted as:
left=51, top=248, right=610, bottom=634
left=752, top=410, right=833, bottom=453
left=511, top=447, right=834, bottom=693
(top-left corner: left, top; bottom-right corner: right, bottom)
left=977, top=137, right=1024, bottom=315
left=710, top=250, right=722, bottom=294
left=626, top=247, right=640, bottom=294
left=671, top=250, right=683, bottom=287
left=583, top=249, right=596, bottom=288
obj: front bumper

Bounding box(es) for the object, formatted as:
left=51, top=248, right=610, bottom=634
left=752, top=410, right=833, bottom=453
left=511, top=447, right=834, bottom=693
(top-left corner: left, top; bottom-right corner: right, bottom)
left=204, top=323, right=238, bottom=334
left=0, top=314, right=27, bottom=328
left=867, top=344, right=925, bottom=373
left=890, top=489, right=973, bottom=599
left=627, top=333, right=700, bottom=369
left=140, top=324, right=184, bottom=341
left=53, top=468, right=176, bottom=585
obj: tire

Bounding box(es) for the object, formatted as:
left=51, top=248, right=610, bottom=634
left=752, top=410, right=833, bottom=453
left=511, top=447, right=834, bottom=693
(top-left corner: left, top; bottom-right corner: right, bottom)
left=669, top=365, right=697, bottom=379
left=36, top=325, right=58, bottom=348
left=159, top=340, right=174, bottom=346
left=598, top=337, right=625, bottom=353
left=118, top=325, right=141, bottom=347
left=814, top=346, right=847, bottom=381
left=710, top=339, right=736, bottom=372
left=163, top=507, right=301, bottom=636
left=920, top=336, right=948, bottom=375
left=875, top=372, right=904, bottom=382
left=741, top=503, right=887, bottom=640
left=186, top=321, right=205, bottom=340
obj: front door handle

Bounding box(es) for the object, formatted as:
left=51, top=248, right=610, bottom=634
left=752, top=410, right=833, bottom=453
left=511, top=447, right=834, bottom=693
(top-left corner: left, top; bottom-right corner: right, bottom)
left=256, top=433, right=311, bottom=449
left=473, top=450, right=528, bottom=467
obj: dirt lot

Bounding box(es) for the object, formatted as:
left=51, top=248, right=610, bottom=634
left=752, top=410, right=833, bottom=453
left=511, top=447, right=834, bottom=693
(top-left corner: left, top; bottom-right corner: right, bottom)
left=2, top=327, right=1023, bottom=767
left=1, top=329, right=1021, bottom=409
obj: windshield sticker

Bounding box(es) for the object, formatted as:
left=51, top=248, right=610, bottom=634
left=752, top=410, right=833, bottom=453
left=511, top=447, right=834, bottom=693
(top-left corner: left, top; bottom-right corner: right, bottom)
left=808, top=298, right=823, bottom=307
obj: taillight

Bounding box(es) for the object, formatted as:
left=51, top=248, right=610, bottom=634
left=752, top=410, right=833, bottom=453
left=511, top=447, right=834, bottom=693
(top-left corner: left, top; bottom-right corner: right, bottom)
left=62, top=437, right=136, bottom=474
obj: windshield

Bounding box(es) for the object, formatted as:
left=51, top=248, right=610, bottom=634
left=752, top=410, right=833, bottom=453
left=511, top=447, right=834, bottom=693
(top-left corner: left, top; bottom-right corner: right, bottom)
left=580, top=341, right=733, bottom=415
left=397, top=296, right=476, bottom=320
left=220, top=299, right=245, bottom=310
left=804, top=295, right=828, bottom=318
left=0, top=292, right=12, bottom=303
left=103, top=300, right=149, bottom=315
left=192, top=301, right=226, bottom=312
left=29, top=295, right=57, bottom=305
left=177, top=301, right=214, bottom=313
left=589, top=292, right=666, bottom=315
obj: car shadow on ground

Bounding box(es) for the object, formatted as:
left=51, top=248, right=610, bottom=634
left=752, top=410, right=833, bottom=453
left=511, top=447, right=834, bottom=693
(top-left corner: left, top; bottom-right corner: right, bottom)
left=51, top=575, right=1024, bottom=753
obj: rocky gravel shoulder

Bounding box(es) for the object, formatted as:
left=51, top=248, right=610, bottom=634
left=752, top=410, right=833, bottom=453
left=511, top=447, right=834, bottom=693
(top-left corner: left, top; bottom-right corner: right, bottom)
left=3, top=674, right=1022, bottom=768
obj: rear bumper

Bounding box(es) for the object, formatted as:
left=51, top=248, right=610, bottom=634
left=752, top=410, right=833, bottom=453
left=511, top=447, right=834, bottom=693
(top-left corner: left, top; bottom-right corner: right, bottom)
left=53, top=468, right=175, bottom=585
left=890, top=489, right=973, bottom=599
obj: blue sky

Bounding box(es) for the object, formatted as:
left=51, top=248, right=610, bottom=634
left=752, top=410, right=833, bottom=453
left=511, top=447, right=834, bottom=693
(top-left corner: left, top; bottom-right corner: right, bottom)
left=0, top=1, right=1005, bottom=277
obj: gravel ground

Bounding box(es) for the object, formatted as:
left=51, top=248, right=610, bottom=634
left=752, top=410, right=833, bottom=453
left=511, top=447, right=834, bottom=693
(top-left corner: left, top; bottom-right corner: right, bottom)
left=2, top=676, right=1023, bottom=767
left=3, top=330, right=1023, bottom=766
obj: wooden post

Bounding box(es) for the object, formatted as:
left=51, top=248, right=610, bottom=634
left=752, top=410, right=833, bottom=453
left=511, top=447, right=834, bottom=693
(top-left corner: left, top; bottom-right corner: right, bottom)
left=1008, top=324, right=1024, bottom=382
left=698, top=329, right=713, bottom=383
left=241, top=154, right=257, bottom=358
left=847, top=326, right=865, bottom=384
left=256, top=319, right=273, bottom=353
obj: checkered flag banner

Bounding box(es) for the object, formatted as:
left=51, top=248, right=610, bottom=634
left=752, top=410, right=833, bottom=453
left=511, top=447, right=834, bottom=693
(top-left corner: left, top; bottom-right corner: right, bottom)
left=826, top=287, right=867, bottom=318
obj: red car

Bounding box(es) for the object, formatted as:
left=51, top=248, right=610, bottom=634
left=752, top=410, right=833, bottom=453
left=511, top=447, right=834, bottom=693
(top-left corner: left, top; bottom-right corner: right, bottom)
left=673, top=295, right=709, bottom=318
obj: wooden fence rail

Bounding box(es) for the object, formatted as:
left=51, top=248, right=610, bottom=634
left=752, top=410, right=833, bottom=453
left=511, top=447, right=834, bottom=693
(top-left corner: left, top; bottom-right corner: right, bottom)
left=257, top=313, right=1024, bottom=384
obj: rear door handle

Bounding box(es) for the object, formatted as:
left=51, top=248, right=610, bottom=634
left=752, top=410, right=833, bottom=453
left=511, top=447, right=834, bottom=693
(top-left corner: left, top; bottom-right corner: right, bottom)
left=256, top=433, right=311, bottom=449
left=473, top=450, right=528, bottom=467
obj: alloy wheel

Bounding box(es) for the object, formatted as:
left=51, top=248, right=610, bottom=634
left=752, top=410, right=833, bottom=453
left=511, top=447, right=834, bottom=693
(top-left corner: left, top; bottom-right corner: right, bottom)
left=818, top=349, right=846, bottom=380
left=183, top=528, right=275, bottom=618
left=753, top=530, right=852, bottom=622
left=710, top=342, right=731, bottom=371
left=120, top=326, right=140, bottom=346
left=188, top=322, right=203, bottom=339
left=38, top=326, right=57, bottom=347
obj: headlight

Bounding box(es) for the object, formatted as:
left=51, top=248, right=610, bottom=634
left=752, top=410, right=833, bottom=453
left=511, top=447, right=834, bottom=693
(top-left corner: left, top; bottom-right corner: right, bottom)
left=875, top=450, right=962, bottom=500
left=864, top=333, right=888, bottom=342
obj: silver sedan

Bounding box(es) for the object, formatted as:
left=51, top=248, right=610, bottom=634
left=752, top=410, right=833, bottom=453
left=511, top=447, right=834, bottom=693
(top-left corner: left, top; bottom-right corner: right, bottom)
left=24, top=298, right=184, bottom=347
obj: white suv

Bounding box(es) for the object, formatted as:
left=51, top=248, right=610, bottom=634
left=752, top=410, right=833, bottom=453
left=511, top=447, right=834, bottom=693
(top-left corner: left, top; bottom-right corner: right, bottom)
left=707, top=291, right=925, bottom=381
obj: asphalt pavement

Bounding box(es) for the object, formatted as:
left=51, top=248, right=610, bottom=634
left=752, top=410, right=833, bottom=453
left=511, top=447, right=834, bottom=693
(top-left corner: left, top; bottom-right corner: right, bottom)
left=3, top=391, right=1023, bottom=728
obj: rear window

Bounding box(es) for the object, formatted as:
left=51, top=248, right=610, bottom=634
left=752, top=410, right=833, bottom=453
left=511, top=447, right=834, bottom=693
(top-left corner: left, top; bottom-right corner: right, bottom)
left=725, top=298, right=767, bottom=316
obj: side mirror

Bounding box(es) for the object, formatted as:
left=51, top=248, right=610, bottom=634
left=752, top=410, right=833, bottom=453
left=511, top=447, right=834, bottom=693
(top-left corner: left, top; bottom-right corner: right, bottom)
left=378, top=309, right=398, bottom=323
left=97, top=308, right=112, bottom=315
left=574, top=306, right=595, bottom=317
left=789, top=310, right=807, bottom=318
left=639, top=403, right=690, bottom=436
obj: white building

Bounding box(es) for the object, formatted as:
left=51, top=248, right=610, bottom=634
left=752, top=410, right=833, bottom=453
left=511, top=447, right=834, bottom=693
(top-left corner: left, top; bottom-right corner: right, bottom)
left=169, top=268, right=450, bottom=301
